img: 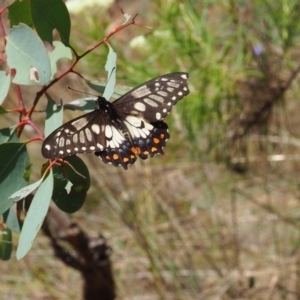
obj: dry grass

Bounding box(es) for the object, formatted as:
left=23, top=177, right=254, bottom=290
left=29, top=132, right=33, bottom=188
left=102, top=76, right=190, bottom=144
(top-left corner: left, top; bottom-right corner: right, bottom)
left=2, top=142, right=300, bottom=299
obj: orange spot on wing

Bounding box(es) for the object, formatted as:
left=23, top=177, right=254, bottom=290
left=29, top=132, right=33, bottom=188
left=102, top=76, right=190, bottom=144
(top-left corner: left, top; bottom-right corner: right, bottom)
left=105, top=155, right=110, bottom=160
left=151, top=147, right=158, bottom=152
left=123, top=157, right=129, bottom=162
left=113, top=153, right=119, bottom=160
left=153, top=138, right=160, bottom=144
left=131, top=147, right=141, bottom=154
left=160, top=134, right=165, bottom=139
left=143, top=151, right=149, bottom=155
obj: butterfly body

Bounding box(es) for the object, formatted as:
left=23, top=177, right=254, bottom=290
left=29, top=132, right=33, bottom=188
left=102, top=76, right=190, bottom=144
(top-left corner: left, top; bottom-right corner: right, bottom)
left=42, top=72, right=189, bottom=169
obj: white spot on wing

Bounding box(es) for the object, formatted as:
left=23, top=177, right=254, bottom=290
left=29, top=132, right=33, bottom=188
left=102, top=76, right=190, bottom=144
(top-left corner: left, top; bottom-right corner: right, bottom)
left=97, top=143, right=103, bottom=149
left=85, top=128, right=93, bottom=141
left=105, top=125, right=112, bottom=138
left=149, top=94, right=164, bottom=103
left=45, top=144, right=51, bottom=150
left=157, top=91, right=168, bottom=97
left=79, top=131, right=85, bottom=143
left=125, top=116, right=143, bottom=127
left=72, top=118, right=89, bottom=130
left=73, top=134, right=78, bottom=143
left=91, top=124, right=100, bottom=134
left=134, top=102, right=146, bottom=111
left=156, top=112, right=162, bottom=120
left=167, top=81, right=179, bottom=88
left=131, top=85, right=151, bottom=98
left=144, top=98, right=158, bottom=107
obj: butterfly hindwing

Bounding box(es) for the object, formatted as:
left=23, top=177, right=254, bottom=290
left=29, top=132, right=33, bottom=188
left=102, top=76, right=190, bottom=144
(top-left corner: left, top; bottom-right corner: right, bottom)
left=41, top=72, right=189, bottom=169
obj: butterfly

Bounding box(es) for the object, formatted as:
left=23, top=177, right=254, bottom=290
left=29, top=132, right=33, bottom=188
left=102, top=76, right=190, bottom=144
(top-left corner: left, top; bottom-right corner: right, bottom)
left=42, top=72, right=189, bottom=169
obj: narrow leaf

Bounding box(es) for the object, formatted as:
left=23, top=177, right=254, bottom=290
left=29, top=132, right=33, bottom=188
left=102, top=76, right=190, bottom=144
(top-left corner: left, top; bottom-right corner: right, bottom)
left=8, top=178, right=43, bottom=202
left=0, top=71, right=11, bottom=105
left=4, top=206, right=21, bottom=233
left=103, top=45, right=117, bottom=100
left=0, top=228, right=12, bottom=260
left=44, top=96, right=63, bottom=138
left=16, top=169, right=53, bottom=259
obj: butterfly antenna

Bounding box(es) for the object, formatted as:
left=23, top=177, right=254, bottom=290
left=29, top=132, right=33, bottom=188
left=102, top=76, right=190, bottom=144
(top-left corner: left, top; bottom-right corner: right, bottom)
left=68, top=87, right=98, bottom=97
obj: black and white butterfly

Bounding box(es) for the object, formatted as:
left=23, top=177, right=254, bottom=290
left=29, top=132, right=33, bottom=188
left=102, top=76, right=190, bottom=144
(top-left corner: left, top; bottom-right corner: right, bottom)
left=42, top=72, right=189, bottom=169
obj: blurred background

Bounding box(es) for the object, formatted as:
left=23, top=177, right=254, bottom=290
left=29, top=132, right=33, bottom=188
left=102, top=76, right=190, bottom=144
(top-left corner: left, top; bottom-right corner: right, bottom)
left=2, top=0, right=300, bottom=299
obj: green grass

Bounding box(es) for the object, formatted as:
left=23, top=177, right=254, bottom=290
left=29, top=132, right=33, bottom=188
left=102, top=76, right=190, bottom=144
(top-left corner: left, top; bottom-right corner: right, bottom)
left=3, top=0, right=300, bottom=299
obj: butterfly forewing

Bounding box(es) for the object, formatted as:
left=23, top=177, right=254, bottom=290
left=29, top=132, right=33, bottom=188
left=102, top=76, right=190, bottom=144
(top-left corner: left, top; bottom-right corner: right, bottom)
left=41, top=72, right=189, bottom=169
left=42, top=109, right=107, bottom=158
left=113, top=72, right=189, bottom=122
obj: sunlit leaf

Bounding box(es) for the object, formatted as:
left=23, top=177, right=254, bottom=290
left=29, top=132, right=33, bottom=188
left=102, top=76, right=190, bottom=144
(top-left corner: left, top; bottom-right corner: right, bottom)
left=103, top=45, right=117, bottom=100
left=64, top=97, right=97, bottom=113
left=8, top=178, right=43, bottom=202
left=48, top=41, right=72, bottom=79
left=44, top=96, right=63, bottom=138
left=6, top=23, right=51, bottom=85
left=16, top=169, right=53, bottom=259
left=0, top=71, right=10, bottom=105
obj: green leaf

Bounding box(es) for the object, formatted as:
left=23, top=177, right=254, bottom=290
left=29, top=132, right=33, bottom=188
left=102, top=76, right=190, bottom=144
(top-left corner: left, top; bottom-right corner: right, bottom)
left=0, top=106, right=8, bottom=114
left=52, top=156, right=90, bottom=213
left=0, top=71, right=11, bottom=105
left=64, top=97, right=97, bottom=113
left=0, top=228, right=12, bottom=261
left=103, top=45, right=117, bottom=100
left=6, top=23, right=51, bottom=86
left=48, top=41, right=72, bottom=79
left=8, top=0, right=33, bottom=28
left=44, top=96, right=63, bottom=138
left=0, top=127, right=18, bottom=143
left=4, top=206, right=21, bottom=233
left=0, top=143, right=29, bottom=215
left=30, top=0, right=71, bottom=46
left=87, top=80, right=132, bottom=100
left=8, top=178, right=43, bottom=202
left=85, top=80, right=106, bottom=95
left=16, top=169, right=53, bottom=259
